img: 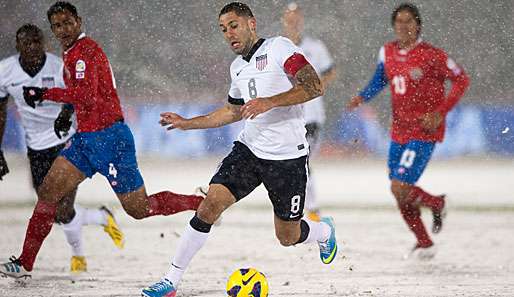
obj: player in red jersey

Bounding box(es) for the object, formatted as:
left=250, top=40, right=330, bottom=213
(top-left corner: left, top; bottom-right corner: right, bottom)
left=0, top=23, right=127, bottom=275
left=0, top=1, right=204, bottom=279
left=347, top=3, right=469, bottom=258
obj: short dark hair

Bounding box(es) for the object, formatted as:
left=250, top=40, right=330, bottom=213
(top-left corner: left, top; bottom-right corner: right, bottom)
left=391, top=3, right=421, bottom=27
left=219, top=2, right=254, bottom=18
left=16, top=24, right=43, bottom=41
left=47, top=1, right=79, bottom=21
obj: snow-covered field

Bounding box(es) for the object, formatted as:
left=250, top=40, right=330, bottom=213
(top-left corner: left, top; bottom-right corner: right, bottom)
left=1, top=155, right=513, bottom=296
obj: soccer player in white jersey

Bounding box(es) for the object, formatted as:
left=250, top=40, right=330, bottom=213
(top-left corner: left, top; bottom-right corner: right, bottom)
left=282, top=2, right=337, bottom=221
left=0, top=24, right=124, bottom=275
left=142, top=2, right=338, bottom=296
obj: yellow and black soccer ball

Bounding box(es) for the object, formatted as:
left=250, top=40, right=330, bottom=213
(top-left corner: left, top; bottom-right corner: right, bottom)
left=226, top=267, right=269, bottom=297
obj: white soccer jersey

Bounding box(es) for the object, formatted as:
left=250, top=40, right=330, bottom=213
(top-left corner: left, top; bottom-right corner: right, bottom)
left=299, top=36, right=334, bottom=125
left=228, top=36, right=308, bottom=160
left=0, top=53, right=75, bottom=150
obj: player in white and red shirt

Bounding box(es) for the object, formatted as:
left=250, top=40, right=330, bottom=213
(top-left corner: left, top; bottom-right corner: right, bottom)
left=1, top=1, right=204, bottom=280
left=0, top=23, right=126, bottom=275
left=143, top=3, right=338, bottom=296
left=347, top=3, right=469, bottom=258
left=282, top=2, right=337, bottom=221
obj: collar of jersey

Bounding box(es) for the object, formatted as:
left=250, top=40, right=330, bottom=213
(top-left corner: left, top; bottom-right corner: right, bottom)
left=64, top=32, right=87, bottom=55
left=18, top=53, right=47, bottom=78
left=242, top=38, right=265, bottom=62
left=397, top=37, right=423, bottom=55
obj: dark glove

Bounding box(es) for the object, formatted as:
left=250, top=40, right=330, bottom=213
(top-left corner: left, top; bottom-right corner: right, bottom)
left=54, top=110, right=73, bottom=139
left=0, top=150, right=9, bottom=180
left=22, top=86, right=46, bottom=108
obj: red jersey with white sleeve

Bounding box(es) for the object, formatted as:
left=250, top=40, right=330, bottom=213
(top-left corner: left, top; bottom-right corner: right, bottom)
left=43, top=33, right=123, bottom=132
left=383, top=40, right=470, bottom=143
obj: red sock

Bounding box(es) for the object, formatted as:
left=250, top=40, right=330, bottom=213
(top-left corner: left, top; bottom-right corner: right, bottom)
left=19, top=201, right=57, bottom=271
left=147, top=191, right=203, bottom=216
left=398, top=202, right=433, bottom=247
left=408, top=186, right=444, bottom=211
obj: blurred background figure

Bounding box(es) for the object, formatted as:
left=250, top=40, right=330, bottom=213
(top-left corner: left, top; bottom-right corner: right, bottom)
left=282, top=2, right=337, bottom=221
left=346, top=3, right=469, bottom=258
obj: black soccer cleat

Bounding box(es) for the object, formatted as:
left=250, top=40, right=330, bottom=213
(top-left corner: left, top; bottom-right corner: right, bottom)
left=432, top=195, right=446, bottom=234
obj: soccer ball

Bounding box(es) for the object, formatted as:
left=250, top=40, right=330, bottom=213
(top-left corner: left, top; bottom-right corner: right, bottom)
left=226, top=267, right=269, bottom=297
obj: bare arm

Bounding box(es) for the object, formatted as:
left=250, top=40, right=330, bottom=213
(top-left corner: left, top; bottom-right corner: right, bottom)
left=241, top=63, right=324, bottom=119
left=0, top=98, right=7, bottom=147
left=0, top=97, right=9, bottom=180
left=270, top=63, right=324, bottom=106
left=320, top=66, right=337, bottom=89
left=160, top=103, right=242, bottom=131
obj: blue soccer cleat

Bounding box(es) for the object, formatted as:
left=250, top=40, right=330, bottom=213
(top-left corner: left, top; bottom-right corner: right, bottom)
left=141, top=278, right=177, bottom=297
left=318, top=217, right=338, bottom=264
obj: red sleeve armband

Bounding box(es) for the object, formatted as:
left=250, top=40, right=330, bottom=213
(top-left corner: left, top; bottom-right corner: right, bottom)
left=283, top=53, right=309, bottom=77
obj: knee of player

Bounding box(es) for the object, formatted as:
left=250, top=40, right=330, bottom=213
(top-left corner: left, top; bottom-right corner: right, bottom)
left=390, top=182, right=410, bottom=202
left=196, top=200, right=224, bottom=224
left=195, top=208, right=219, bottom=225
left=36, top=187, right=66, bottom=204
left=125, top=208, right=147, bottom=220
left=36, top=187, right=52, bottom=202
left=390, top=183, right=400, bottom=197
left=54, top=209, right=75, bottom=224
left=276, top=233, right=297, bottom=247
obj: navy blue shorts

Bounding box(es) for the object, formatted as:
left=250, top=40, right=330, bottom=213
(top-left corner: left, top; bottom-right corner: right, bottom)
left=60, top=121, right=144, bottom=194
left=27, top=143, right=65, bottom=189
left=388, top=140, right=436, bottom=185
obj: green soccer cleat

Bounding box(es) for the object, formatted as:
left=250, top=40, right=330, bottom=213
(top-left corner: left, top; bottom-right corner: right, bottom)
left=318, top=217, right=338, bottom=264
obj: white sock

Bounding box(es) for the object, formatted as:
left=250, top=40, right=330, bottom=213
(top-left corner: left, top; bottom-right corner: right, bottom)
left=303, top=218, right=330, bottom=244
left=80, top=205, right=107, bottom=226
left=62, top=206, right=84, bottom=256
left=305, top=173, right=318, bottom=212
left=164, top=222, right=210, bottom=286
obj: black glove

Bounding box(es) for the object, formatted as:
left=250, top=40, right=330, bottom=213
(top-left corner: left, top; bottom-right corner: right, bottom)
left=22, top=86, right=46, bottom=108
left=0, top=150, right=9, bottom=180
left=54, top=110, right=73, bottom=139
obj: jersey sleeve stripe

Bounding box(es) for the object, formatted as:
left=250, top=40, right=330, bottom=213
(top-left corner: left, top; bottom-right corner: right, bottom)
left=228, top=95, right=244, bottom=105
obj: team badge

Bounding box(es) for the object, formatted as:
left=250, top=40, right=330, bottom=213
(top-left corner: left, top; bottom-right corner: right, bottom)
left=75, top=59, right=86, bottom=79
left=42, top=77, right=55, bottom=88
left=255, top=54, right=267, bottom=71
left=409, top=67, right=423, bottom=80
left=75, top=60, right=86, bottom=72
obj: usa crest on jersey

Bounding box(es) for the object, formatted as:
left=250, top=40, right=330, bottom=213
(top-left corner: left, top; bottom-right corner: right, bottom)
left=255, top=54, right=267, bottom=71
left=41, top=77, right=55, bottom=88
